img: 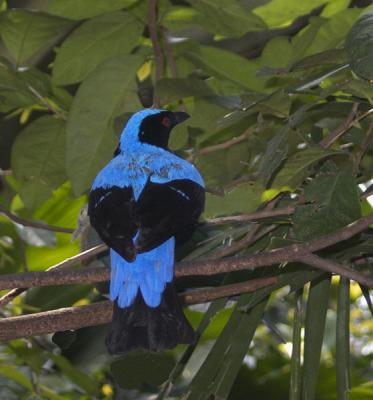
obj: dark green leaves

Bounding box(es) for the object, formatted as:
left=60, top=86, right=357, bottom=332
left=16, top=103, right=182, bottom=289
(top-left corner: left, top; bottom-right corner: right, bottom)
left=111, top=351, right=175, bottom=389
left=0, top=10, right=74, bottom=66
left=47, top=0, right=138, bottom=20
left=346, top=12, right=373, bottom=80
left=53, top=11, right=144, bottom=85
left=65, top=54, right=143, bottom=195
left=11, top=116, right=66, bottom=209
left=294, top=163, right=361, bottom=241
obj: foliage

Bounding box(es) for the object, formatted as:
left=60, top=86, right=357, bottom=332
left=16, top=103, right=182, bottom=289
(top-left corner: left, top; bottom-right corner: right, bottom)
left=0, top=0, right=373, bottom=399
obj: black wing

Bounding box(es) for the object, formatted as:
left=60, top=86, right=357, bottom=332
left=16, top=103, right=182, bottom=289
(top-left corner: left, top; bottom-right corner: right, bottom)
left=88, top=186, right=138, bottom=262
left=135, top=179, right=205, bottom=253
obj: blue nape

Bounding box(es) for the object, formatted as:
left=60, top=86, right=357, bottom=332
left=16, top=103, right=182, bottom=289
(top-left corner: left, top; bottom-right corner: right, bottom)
left=110, top=237, right=175, bottom=307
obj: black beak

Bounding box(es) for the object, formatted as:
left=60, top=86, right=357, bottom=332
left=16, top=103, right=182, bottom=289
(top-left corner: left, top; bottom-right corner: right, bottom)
left=173, top=111, right=190, bottom=125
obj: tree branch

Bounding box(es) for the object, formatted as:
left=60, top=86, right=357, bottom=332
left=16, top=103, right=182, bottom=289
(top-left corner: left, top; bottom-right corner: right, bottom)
left=148, top=0, right=163, bottom=106
left=1, top=214, right=373, bottom=302
left=198, top=128, right=252, bottom=155
left=320, top=102, right=359, bottom=148
left=205, top=206, right=295, bottom=225
left=0, top=277, right=277, bottom=340
left=0, top=204, right=74, bottom=234
left=298, top=254, right=373, bottom=287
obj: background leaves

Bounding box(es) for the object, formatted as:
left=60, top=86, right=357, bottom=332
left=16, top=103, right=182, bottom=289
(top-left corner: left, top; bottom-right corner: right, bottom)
left=0, top=0, right=373, bottom=399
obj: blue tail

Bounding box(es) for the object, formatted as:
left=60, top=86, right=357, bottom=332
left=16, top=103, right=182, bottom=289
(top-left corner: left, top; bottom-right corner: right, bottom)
left=106, top=237, right=195, bottom=354
left=110, top=237, right=174, bottom=308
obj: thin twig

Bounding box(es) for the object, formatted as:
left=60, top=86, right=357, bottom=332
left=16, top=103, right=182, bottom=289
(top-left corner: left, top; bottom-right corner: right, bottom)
left=205, top=206, right=295, bottom=225
left=297, top=254, right=373, bottom=287
left=320, top=103, right=359, bottom=148
left=148, top=0, right=163, bottom=106
left=27, top=85, right=67, bottom=120
left=198, top=128, right=252, bottom=155
left=0, top=277, right=277, bottom=340
left=161, top=27, right=187, bottom=112
left=177, top=213, right=373, bottom=284
left=0, top=244, right=107, bottom=306
left=0, top=204, right=74, bottom=234
left=353, top=120, right=373, bottom=174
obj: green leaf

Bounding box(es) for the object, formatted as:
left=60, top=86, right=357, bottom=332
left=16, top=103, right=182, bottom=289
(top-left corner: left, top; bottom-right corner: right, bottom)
left=47, top=0, right=138, bottom=20
left=0, top=364, right=33, bottom=390
left=111, top=351, right=176, bottom=389
left=302, top=276, right=331, bottom=400
left=184, top=296, right=268, bottom=399
left=184, top=45, right=264, bottom=91
left=204, top=182, right=263, bottom=218
left=290, top=289, right=304, bottom=400
left=346, top=12, right=373, bottom=80
left=293, top=162, right=361, bottom=241
left=258, top=124, right=290, bottom=187
left=49, top=353, right=98, bottom=395
left=11, top=116, right=67, bottom=209
left=305, top=8, right=361, bottom=56
left=65, top=54, right=143, bottom=195
left=253, top=0, right=332, bottom=28
left=272, top=147, right=340, bottom=190
left=0, top=10, right=74, bottom=66
left=185, top=0, right=266, bottom=37
left=155, top=77, right=213, bottom=104
left=336, top=277, right=350, bottom=400
left=53, top=11, right=143, bottom=85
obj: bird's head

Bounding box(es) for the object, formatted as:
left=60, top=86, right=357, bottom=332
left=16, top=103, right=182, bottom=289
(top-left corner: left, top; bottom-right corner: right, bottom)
left=116, top=108, right=190, bottom=154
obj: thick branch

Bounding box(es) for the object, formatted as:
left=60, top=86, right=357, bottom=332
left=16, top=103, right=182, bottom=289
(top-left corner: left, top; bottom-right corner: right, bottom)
left=0, top=277, right=277, bottom=340
left=0, top=204, right=74, bottom=234
left=1, top=214, right=373, bottom=297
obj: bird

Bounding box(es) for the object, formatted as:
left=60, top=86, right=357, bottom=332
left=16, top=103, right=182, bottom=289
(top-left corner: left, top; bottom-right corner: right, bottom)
left=88, top=108, right=205, bottom=354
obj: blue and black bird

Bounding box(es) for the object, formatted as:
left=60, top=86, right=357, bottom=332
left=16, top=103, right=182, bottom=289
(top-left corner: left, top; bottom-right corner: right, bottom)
left=88, top=109, right=205, bottom=354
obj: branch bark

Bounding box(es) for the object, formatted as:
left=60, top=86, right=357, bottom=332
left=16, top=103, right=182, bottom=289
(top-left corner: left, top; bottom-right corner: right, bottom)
left=0, top=277, right=277, bottom=340
left=148, top=0, right=163, bottom=106
left=1, top=214, right=373, bottom=299
left=0, top=204, right=74, bottom=234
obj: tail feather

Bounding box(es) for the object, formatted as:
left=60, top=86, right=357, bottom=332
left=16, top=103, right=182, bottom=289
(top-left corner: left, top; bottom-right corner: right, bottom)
left=106, top=283, right=196, bottom=354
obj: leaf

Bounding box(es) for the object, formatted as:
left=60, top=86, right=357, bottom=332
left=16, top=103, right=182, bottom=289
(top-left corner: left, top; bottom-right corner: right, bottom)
left=0, top=364, right=33, bottom=390
left=336, top=277, right=350, bottom=400
left=53, top=11, right=143, bottom=85
left=0, top=10, right=74, bottom=66
left=11, top=116, right=67, bottom=209
left=155, top=77, right=213, bottom=104
left=111, top=351, right=175, bottom=389
left=346, top=11, right=373, bottom=80
left=185, top=0, right=266, bottom=37
left=293, top=162, right=361, bottom=241
left=302, top=276, right=331, bottom=400
left=204, top=182, right=263, bottom=218
left=253, top=0, right=332, bottom=28
left=47, top=0, right=138, bottom=20
left=184, top=45, right=264, bottom=91
left=50, top=353, right=99, bottom=395
left=305, top=8, right=361, bottom=56
left=184, top=296, right=268, bottom=399
left=272, top=147, right=340, bottom=190
left=290, top=289, right=303, bottom=400
left=65, top=54, right=143, bottom=195
left=258, top=124, right=290, bottom=187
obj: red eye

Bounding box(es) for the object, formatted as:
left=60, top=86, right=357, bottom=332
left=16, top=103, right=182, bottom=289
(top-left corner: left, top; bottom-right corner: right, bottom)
left=162, top=117, right=171, bottom=128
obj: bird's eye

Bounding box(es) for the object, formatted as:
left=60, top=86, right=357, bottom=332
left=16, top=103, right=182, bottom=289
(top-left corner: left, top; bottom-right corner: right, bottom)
left=162, top=117, right=171, bottom=128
